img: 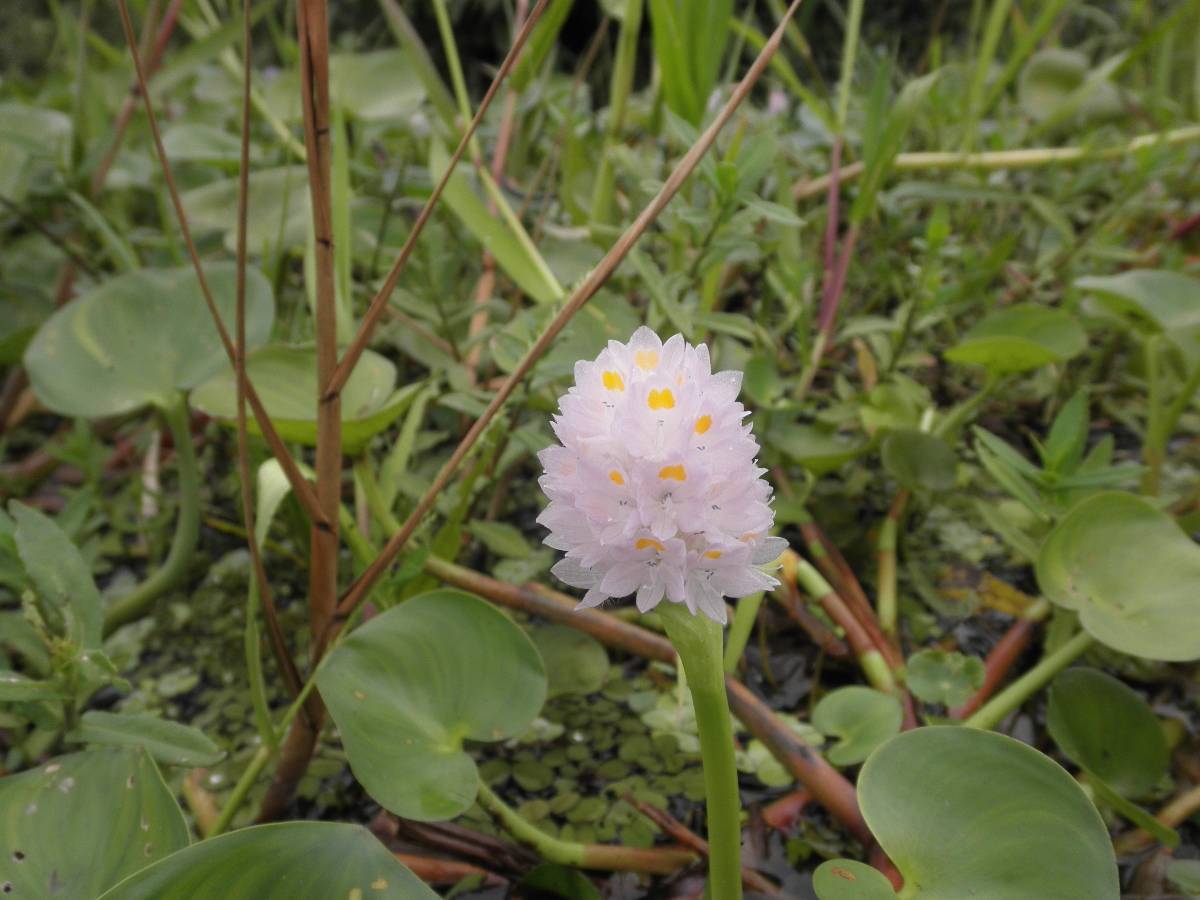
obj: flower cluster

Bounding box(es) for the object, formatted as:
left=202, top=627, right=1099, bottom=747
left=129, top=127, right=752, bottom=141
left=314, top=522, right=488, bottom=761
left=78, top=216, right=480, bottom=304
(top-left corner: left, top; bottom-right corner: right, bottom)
left=538, top=327, right=784, bottom=624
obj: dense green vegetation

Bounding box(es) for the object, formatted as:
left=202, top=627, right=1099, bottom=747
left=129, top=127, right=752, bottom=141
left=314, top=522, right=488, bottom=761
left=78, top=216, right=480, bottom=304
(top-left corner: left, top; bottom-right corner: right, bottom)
left=2, top=1, right=1200, bottom=897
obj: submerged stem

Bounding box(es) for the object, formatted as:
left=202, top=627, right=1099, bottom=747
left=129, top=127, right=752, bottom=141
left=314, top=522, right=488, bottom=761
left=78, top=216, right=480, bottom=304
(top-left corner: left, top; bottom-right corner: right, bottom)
left=102, top=394, right=200, bottom=636
left=964, top=628, right=1093, bottom=731
left=657, top=603, right=743, bottom=900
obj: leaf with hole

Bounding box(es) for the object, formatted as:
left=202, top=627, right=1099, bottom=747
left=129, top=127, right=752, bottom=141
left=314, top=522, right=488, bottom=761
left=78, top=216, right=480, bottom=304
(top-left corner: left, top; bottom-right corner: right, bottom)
left=317, top=590, right=547, bottom=821
left=100, top=821, right=437, bottom=899
left=818, top=727, right=1118, bottom=899
left=190, top=345, right=422, bottom=455
left=24, top=264, right=274, bottom=417
left=812, top=687, right=902, bottom=766
left=68, top=711, right=224, bottom=768
left=1037, top=492, right=1200, bottom=661
left=945, top=304, right=1086, bottom=374
left=905, top=650, right=984, bottom=708
left=0, top=748, right=188, bottom=898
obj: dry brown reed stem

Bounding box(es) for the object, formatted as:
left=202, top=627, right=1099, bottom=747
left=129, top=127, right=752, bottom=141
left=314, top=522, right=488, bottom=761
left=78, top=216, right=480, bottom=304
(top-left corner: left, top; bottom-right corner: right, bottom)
left=325, top=0, right=808, bottom=656
left=232, top=0, right=302, bottom=702
left=114, top=0, right=328, bottom=531
left=624, top=793, right=782, bottom=895
left=422, top=556, right=873, bottom=849
left=327, top=0, right=554, bottom=398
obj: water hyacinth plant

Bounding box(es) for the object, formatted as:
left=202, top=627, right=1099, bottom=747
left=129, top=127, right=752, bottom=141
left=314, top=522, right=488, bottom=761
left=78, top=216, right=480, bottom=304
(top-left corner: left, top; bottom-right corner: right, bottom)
left=539, top=326, right=785, bottom=896
left=4, top=0, right=1200, bottom=897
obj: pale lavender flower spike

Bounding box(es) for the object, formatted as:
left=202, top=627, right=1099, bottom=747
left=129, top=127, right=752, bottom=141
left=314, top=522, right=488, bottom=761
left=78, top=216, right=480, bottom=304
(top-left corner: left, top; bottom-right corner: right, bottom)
left=537, top=326, right=786, bottom=625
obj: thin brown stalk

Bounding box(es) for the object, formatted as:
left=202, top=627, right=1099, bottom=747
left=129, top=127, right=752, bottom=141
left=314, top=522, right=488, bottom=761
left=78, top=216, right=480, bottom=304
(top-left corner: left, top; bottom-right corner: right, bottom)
left=233, top=0, right=302, bottom=702
left=115, top=0, right=328, bottom=531
left=950, top=598, right=1050, bottom=720
left=327, top=0, right=554, bottom=399
left=324, top=0, right=808, bottom=653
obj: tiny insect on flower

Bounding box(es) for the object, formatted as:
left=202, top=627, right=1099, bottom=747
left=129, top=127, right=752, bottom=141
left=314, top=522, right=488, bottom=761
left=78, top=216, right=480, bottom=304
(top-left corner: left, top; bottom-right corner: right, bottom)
left=537, top=326, right=785, bottom=625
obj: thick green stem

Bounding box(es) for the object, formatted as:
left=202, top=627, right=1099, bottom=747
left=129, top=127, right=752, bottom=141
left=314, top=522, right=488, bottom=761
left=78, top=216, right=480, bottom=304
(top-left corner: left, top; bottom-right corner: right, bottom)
left=964, top=629, right=1093, bottom=731
left=876, top=516, right=898, bottom=637
left=102, top=394, right=200, bottom=636
left=657, top=603, right=743, bottom=900
left=723, top=592, right=763, bottom=675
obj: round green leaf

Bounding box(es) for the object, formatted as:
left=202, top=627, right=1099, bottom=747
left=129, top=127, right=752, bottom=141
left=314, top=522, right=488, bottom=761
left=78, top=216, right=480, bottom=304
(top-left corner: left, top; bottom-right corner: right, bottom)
left=814, top=859, right=897, bottom=899
left=1037, top=492, right=1200, bottom=661
left=858, top=727, right=1118, bottom=899
left=190, top=345, right=421, bottom=455
left=1075, top=269, right=1200, bottom=334
left=530, top=625, right=610, bottom=699
left=24, top=264, right=274, bottom=417
left=1047, top=667, right=1167, bottom=798
left=317, top=590, right=547, bottom=821
left=0, top=748, right=188, bottom=898
left=812, top=687, right=902, bottom=766
left=69, top=711, right=225, bottom=768
left=100, top=822, right=437, bottom=899
left=182, top=167, right=310, bottom=254
left=768, top=423, right=869, bottom=475
left=905, top=650, right=984, bottom=708
left=880, top=430, right=957, bottom=492
left=944, top=304, right=1086, bottom=374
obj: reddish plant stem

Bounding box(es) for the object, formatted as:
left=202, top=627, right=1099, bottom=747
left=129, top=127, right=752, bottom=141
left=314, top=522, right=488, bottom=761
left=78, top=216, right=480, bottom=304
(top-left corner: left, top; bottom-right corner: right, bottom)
left=950, top=600, right=1050, bottom=720
left=772, top=582, right=850, bottom=659
left=423, top=556, right=874, bottom=849
left=762, top=789, right=811, bottom=832
left=394, top=855, right=505, bottom=888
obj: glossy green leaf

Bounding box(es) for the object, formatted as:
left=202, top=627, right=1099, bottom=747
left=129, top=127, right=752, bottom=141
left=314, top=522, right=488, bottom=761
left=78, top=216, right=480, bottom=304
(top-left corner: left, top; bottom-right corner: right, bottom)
left=905, top=650, right=984, bottom=708
left=0, top=748, right=188, bottom=898
left=468, top=520, right=533, bottom=559
left=68, top=711, right=225, bottom=767
left=160, top=123, right=246, bottom=162
left=945, top=304, right=1086, bottom=373
left=1037, top=492, right=1200, bottom=661
left=0, top=671, right=64, bottom=702
left=260, top=51, right=425, bottom=122
left=317, top=590, right=547, bottom=820
left=880, top=430, right=957, bottom=492
left=812, top=687, right=902, bottom=766
left=1042, top=389, right=1089, bottom=473
left=531, top=625, right=610, bottom=699
left=11, top=501, right=102, bottom=649
left=768, top=423, right=869, bottom=475
left=814, top=859, right=897, bottom=899
left=857, top=727, right=1118, bottom=899
left=100, top=822, right=437, bottom=899
left=429, top=141, right=562, bottom=305
left=1075, top=269, right=1200, bottom=354
left=1047, top=667, right=1167, bottom=797
left=190, top=345, right=421, bottom=455
left=1017, top=48, right=1122, bottom=125
left=24, top=264, right=274, bottom=417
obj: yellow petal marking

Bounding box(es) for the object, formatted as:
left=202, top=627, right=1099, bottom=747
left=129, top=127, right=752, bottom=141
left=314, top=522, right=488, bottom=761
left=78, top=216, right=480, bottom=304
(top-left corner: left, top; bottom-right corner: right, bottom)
left=609, top=470, right=625, bottom=485
left=694, top=414, right=712, bottom=435
left=602, top=370, right=625, bottom=391
left=647, top=388, right=675, bottom=410
left=636, top=538, right=665, bottom=552
left=658, top=465, right=687, bottom=481
left=704, top=550, right=722, bottom=560
left=635, top=349, right=659, bottom=370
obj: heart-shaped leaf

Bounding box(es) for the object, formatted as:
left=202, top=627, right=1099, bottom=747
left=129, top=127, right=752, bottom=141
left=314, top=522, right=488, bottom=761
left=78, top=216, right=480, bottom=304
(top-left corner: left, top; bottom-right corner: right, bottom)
left=1037, top=492, right=1200, bottom=661
left=814, top=859, right=897, bottom=899
left=317, top=589, right=547, bottom=820
left=1047, top=667, right=1167, bottom=798
left=0, top=748, right=188, bottom=898
left=182, top=167, right=311, bottom=254
left=100, top=822, right=437, bottom=899
left=1075, top=270, right=1200, bottom=333
left=905, top=650, right=984, bottom=708
left=68, top=711, right=225, bottom=768
left=190, top=345, right=421, bottom=455
left=530, top=625, right=610, bottom=699
left=24, top=263, right=274, bottom=417
left=812, top=687, right=902, bottom=766
left=945, top=304, right=1086, bottom=374
left=822, top=727, right=1118, bottom=899
left=881, top=430, right=956, bottom=492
